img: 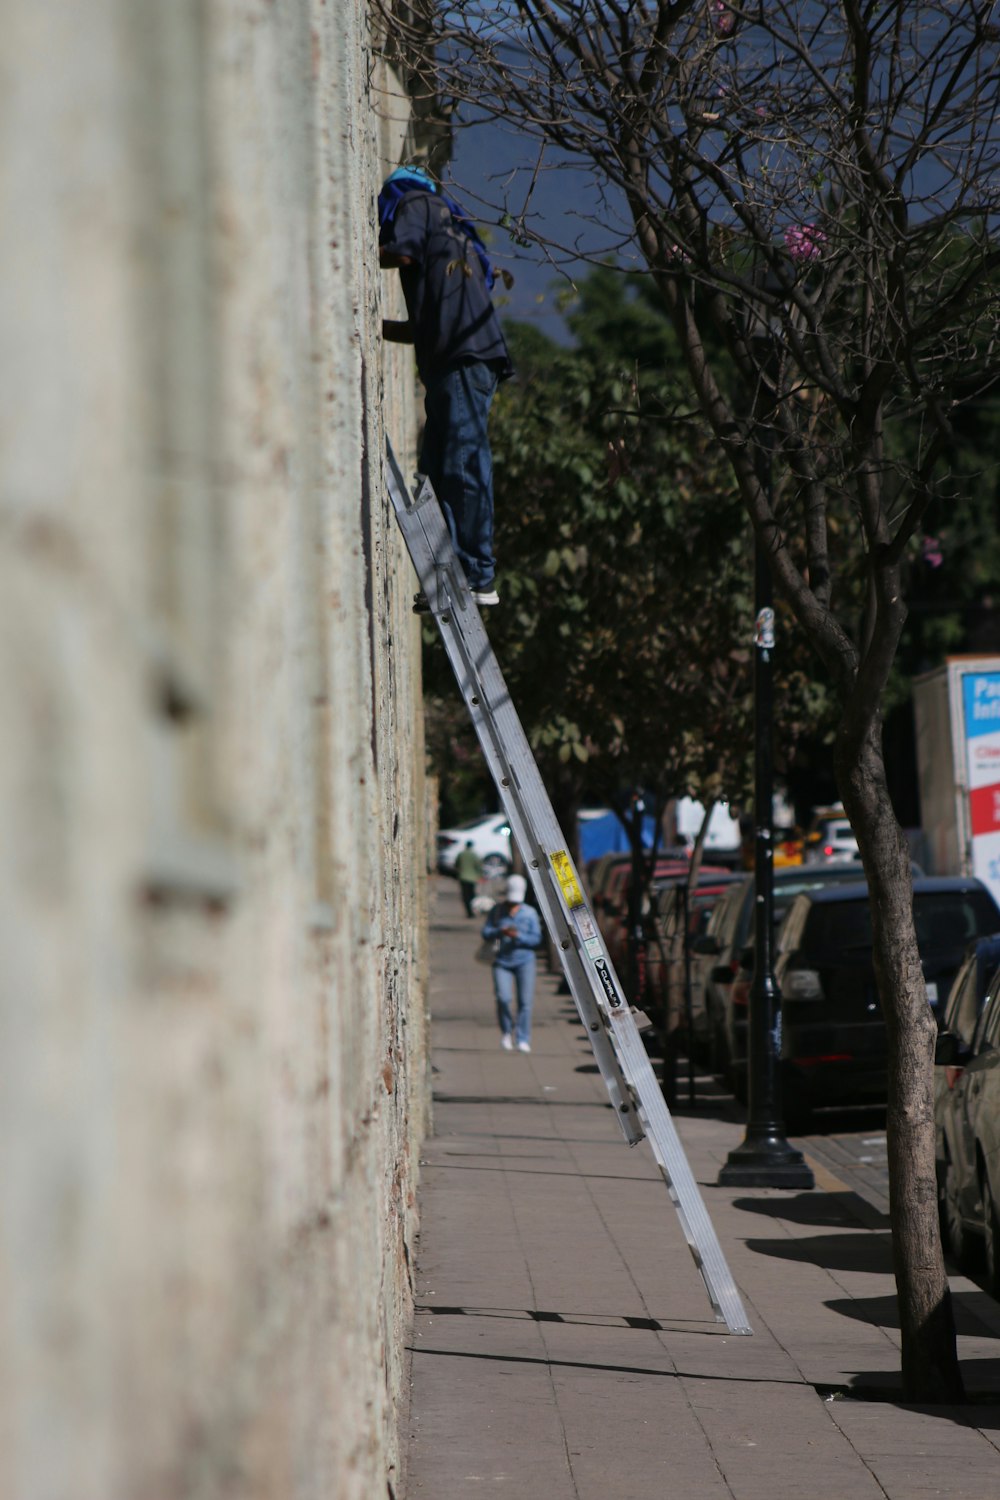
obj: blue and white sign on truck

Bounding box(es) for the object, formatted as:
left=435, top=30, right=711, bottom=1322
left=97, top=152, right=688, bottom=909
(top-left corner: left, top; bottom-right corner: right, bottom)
left=914, top=656, right=1000, bottom=909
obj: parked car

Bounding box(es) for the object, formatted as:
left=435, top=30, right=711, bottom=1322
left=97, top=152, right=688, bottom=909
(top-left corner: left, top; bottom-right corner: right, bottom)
left=644, top=872, right=745, bottom=1041
left=773, top=877, right=1000, bottom=1130
left=802, top=806, right=860, bottom=865
left=586, top=847, right=687, bottom=917
left=600, top=857, right=725, bottom=981
left=713, top=862, right=928, bottom=1092
left=436, top=813, right=513, bottom=878
left=586, top=852, right=633, bottom=912
left=933, top=933, right=1000, bottom=1272
left=692, top=862, right=872, bottom=1074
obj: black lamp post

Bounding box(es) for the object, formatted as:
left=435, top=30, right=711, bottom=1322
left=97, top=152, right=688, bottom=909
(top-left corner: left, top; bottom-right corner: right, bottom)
left=719, top=306, right=814, bottom=1189
left=626, top=790, right=646, bottom=1004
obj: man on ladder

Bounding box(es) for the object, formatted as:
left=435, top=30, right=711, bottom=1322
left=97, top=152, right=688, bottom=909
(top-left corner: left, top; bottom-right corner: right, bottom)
left=378, top=165, right=512, bottom=610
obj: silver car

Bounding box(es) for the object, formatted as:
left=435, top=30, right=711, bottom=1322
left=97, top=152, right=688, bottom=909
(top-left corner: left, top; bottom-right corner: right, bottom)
left=934, top=934, right=1000, bottom=1283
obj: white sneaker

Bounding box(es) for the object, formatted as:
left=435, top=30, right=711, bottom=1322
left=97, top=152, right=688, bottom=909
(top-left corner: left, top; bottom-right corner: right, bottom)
left=500, top=1033, right=513, bottom=1051
left=517, top=1040, right=531, bottom=1053
left=471, top=587, right=500, bottom=607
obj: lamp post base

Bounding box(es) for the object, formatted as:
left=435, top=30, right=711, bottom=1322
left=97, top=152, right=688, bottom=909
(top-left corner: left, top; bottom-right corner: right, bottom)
left=718, top=1128, right=815, bottom=1189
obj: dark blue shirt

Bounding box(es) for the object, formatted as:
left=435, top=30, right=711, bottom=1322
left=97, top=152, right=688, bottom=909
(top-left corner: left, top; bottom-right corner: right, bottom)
left=380, top=191, right=513, bottom=384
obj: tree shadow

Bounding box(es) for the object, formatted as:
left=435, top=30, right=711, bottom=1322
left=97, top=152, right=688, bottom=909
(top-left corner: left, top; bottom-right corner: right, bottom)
left=733, top=1191, right=890, bottom=1230
left=827, top=1290, right=1000, bottom=1342
left=745, top=1230, right=894, bottom=1275
left=821, top=1362, right=1000, bottom=1414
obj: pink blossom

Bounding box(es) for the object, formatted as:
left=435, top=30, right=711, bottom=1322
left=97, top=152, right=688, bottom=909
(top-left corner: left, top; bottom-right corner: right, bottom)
left=784, top=223, right=827, bottom=262
left=922, top=535, right=944, bottom=568
left=711, top=2, right=736, bottom=38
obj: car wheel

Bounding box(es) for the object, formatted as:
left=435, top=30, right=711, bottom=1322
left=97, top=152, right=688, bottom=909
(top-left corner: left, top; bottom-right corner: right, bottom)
left=982, top=1171, right=1000, bottom=1297
left=481, top=853, right=511, bottom=880
left=943, top=1153, right=971, bottom=1270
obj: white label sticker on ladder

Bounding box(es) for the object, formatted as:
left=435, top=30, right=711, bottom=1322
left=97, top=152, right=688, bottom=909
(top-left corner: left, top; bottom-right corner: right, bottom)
left=572, top=906, right=603, bottom=960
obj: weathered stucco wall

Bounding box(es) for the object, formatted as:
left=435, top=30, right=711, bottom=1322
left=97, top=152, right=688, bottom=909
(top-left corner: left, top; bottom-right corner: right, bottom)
left=0, top=3, right=428, bottom=1497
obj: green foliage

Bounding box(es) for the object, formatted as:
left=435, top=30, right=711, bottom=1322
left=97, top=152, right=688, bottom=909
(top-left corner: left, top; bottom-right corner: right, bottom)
left=423, top=270, right=836, bottom=811
left=892, top=383, right=1000, bottom=696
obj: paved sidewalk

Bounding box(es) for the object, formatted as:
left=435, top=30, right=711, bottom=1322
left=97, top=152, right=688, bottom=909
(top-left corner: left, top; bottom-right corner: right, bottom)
left=402, top=879, right=1000, bottom=1498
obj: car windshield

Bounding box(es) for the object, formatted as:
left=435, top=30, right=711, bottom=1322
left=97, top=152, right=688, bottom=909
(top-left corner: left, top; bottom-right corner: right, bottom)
left=802, top=891, right=999, bottom=960
left=944, top=957, right=982, bottom=1048
left=799, top=899, right=870, bottom=955
left=776, top=869, right=864, bottom=900
left=913, top=892, right=999, bottom=954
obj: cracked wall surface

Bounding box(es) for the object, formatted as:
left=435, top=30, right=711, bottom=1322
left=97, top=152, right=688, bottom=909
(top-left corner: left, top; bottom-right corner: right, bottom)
left=0, top=3, right=428, bottom=1497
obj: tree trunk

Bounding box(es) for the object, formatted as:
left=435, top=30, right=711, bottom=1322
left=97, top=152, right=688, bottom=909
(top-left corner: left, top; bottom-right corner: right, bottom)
left=688, top=798, right=716, bottom=891
left=836, top=721, right=965, bottom=1402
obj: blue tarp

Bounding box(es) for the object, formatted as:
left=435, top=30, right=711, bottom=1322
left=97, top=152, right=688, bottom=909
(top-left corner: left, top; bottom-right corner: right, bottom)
left=576, top=809, right=657, bottom=864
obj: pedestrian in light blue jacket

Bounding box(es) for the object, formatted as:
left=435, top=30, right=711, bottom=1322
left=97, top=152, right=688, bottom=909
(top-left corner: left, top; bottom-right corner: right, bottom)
left=482, top=874, right=543, bottom=1052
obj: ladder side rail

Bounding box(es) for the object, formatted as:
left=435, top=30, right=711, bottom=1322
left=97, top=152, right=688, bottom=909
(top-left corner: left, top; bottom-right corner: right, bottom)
left=423, top=575, right=646, bottom=1143
left=606, top=1013, right=754, bottom=1334
left=387, top=440, right=753, bottom=1336
left=446, top=637, right=644, bottom=1142
left=386, top=446, right=643, bottom=1140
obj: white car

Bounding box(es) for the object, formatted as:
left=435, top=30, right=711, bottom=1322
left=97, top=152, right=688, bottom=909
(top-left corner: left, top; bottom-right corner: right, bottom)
left=802, top=810, right=860, bottom=864
left=437, top=813, right=513, bottom=879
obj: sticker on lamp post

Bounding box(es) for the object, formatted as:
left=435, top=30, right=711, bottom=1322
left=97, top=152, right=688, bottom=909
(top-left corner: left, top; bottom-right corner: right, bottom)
left=754, top=607, right=775, bottom=655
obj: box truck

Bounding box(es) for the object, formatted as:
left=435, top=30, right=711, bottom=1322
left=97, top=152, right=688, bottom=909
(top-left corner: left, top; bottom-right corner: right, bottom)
left=913, top=655, right=1000, bottom=908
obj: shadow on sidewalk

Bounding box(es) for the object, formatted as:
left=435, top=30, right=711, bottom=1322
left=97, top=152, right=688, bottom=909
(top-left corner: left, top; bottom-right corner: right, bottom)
left=407, top=1341, right=800, bottom=1386
left=733, top=1190, right=890, bottom=1229
left=744, top=1230, right=894, bottom=1275
left=432, top=1090, right=617, bottom=1110
left=416, top=1303, right=725, bottom=1333
left=828, top=1291, right=1000, bottom=1343
left=823, top=1362, right=1000, bottom=1413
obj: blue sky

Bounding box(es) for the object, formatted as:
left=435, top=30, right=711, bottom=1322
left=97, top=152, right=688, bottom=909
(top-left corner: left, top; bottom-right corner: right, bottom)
left=448, top=117, right=639, bottom=341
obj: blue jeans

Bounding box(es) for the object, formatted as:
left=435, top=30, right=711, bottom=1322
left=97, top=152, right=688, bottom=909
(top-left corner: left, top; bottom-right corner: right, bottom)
left=493, top=959, right=536, bottom=1045
left=419, top=361, right=499, bottom=591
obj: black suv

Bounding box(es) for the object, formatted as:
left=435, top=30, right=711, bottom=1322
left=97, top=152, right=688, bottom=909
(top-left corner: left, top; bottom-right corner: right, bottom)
left=693, top=863, right=872, bottom=1080
left=773, top=877, right=1000, bottom=1130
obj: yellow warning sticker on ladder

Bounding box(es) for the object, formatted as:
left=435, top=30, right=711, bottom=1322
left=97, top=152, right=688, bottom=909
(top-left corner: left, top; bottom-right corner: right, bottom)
left=550, top=850, right=584, bottom=910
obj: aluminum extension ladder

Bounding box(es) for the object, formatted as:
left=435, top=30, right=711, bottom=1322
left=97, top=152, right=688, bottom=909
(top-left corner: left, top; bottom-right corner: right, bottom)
left=386, top=438, right=752, bottom=1336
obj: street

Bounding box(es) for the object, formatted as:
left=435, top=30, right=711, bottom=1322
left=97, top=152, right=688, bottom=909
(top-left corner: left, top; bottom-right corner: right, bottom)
left=795, top=1115, right=890, bottom=1220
